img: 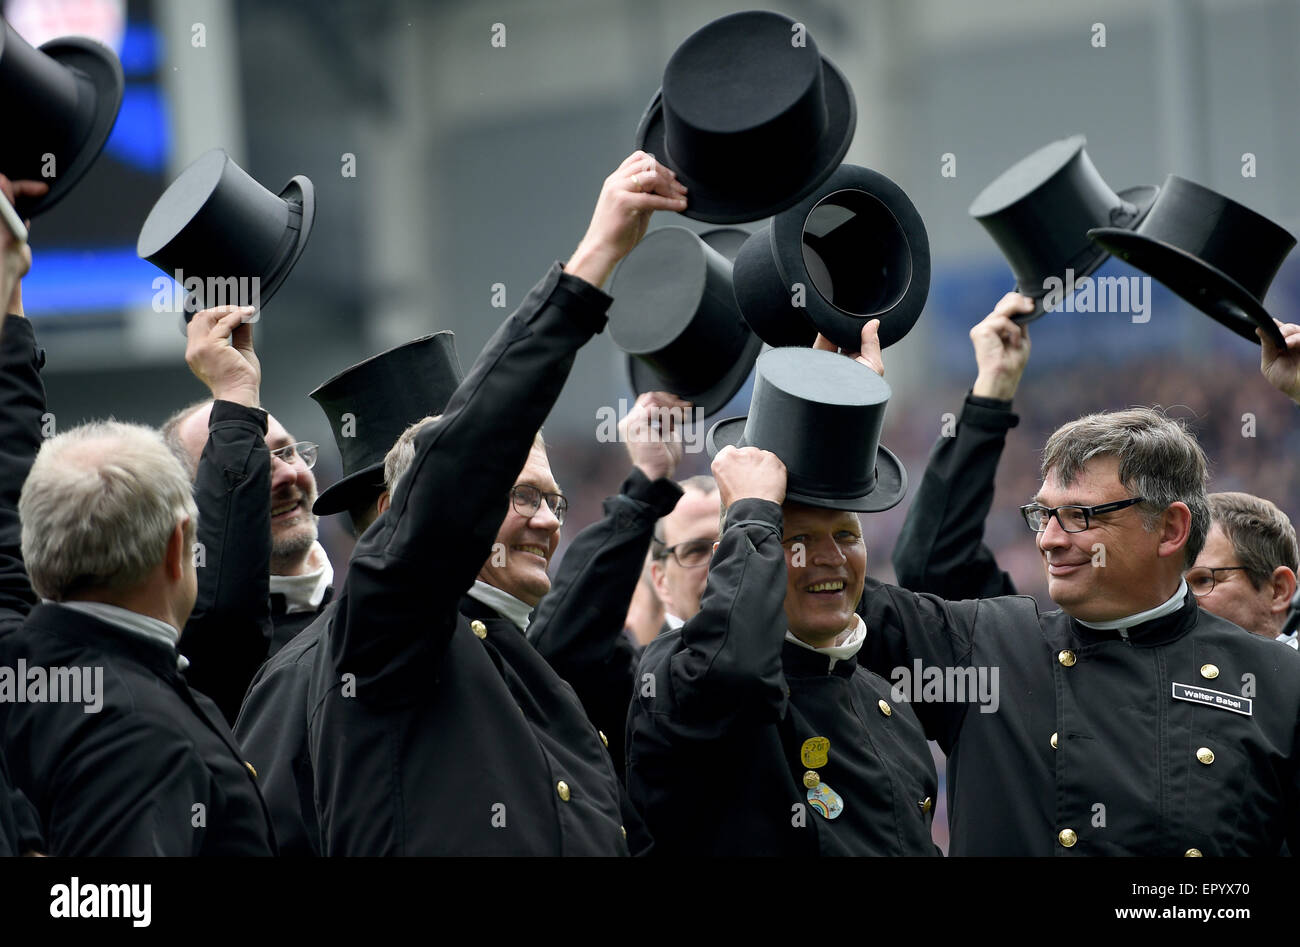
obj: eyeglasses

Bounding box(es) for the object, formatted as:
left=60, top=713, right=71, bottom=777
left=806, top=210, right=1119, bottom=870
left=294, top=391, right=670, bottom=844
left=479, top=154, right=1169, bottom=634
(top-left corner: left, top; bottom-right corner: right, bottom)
left=656, top=538, right=714, bottom=569
left=510, top=484, right=568, bottom=525
left=1020, top=497, right=1146, bottom=533
left=270, top=441, right=318, bottom=469
left=1185, top=566, right=1249, bottom=597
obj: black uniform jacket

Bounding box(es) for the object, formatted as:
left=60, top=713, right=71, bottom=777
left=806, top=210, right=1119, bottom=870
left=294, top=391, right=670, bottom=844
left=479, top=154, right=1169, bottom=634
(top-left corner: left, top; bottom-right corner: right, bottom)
left=529, top=467, right=681, bottom=782
left=307, top=264, right=629, bottom=855
left=0, top=604, right=276, bottom=855
left=178, top=401, right=332, bottom=725
left=858, top=579, right=1300, bottom=856
left=0, top=318, right=48, bottom=855
left=233, top=602, right=335, bottom=856
left=891, top=392, right=1019, bottom=599
left=627, top=499, right=941, bottom=856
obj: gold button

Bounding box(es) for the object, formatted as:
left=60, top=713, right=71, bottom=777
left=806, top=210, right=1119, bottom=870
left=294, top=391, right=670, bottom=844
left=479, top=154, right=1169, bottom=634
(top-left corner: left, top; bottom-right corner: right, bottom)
left=919, top=796, right=933, bottom=813
left=620, top=825, right=627, bottom=840
left=1050, top=732, right=1058, bottom=749
left=245, top=761, right=258, bottom=778
left=1200, top=664, right=1219, bottom=680
left=1196, top=747, right=1215, bottom=765
left=1058, top=650, right=1076, bottom=667
left=1185, top=848, right=1203, bottom=857
left=599, top=730, right=609, bottom=748
left=556, top=780, right=570, bottom=802
left=802, top=770, right=820, bottom=789
left=471, top=620, right=487, bottom=639
left=878, top=699, right=892, bottom=717
left=1058, top=828, right=1077, bottom=848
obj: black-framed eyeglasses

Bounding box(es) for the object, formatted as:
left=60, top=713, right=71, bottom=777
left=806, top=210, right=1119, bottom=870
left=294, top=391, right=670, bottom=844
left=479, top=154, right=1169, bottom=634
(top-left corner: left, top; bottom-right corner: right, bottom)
left=1020, top=497, right=1146, bottom=533
left=270, top=441, right=318, bottom=469
left=1185, top=565, right=1249, bottom=597
left=656, top=538, right=714, bottom=569
left=510, top=484, right=568, bottom=525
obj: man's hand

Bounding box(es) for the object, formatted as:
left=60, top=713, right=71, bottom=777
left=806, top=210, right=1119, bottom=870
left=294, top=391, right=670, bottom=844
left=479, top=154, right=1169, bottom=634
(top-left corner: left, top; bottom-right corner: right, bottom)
left=813, top=318, right=885, bottom=378
left=1, top=175, right=49, bottom=319
left=1259, top=319, right=1300, bottom=405
left=621, top=390, right=689, bottom=481
left=185, top=306, right=261, bottom=407
left=565, top=151, right=688, bottom=290
left=711, top=445, right=786, bottom=508
left=970, top=293, right=1033, bottom=400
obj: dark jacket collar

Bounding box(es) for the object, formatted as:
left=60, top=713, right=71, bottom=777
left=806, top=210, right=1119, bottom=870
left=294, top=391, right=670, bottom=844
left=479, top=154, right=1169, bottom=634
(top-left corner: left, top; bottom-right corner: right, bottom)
left=781, top=638, right=859, bottom=678
left=1068, top=587, right=1199, bottom=648
left=459, top=595, right=522, bottom=632
left=25, top=602, right=181, bottom=677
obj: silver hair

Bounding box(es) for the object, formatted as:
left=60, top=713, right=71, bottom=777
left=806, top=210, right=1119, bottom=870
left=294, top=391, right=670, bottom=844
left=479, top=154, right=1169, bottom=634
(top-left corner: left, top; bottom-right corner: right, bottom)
left=653, top=475, right=719, bottom=551
left=1209, top=491, right=1299, bottom=587
left=1041, top=407, right=1210, bottom=567
left=158, top=398, right=212, bottom=480
left=20, top=420, right=199, bottom=600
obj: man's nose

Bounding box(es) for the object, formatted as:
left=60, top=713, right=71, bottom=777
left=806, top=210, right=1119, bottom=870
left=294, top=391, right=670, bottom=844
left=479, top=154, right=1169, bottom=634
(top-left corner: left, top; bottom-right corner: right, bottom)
left=811, top=536, right=847, bottom=565
left=1037, top=513, right=1070, bottom=551
left=270, top=452, right=300, bottom=491
left=530, top=501, right=561, bottom=531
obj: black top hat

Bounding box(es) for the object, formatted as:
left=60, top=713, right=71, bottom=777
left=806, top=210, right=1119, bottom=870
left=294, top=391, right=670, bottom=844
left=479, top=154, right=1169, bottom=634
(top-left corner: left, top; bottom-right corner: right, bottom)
left=634, top=10, right=856, bottom=225
left=1088, top=175, right=1295, bottom=348
left=706, top=347, right=906, bottom=513
left=969, top=135, right=1159, bottom=324
left=609, top=226, right=761, bottom=418
left=309, top=332, right=465, bottom=516
left=137, top=149, right=315, bottom=321
left=732, top=164, right=930, bottom=351
left=0, top=20, right=124, bottom=217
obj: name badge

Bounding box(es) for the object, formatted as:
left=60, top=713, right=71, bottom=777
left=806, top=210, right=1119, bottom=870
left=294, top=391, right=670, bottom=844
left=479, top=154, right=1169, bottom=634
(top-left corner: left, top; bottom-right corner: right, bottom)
left=1171, top=682, right=1253, bottom=717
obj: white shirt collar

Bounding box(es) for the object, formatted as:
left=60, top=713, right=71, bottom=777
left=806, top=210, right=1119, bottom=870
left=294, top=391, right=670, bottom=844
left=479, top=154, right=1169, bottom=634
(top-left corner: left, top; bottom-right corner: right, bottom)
left=784, top=614, right=867, bottom=671
left=1074, top=578, right=1188, bottom=632
left=268, top=542, right=333, bottom=613
left=55, top=601, right=189, bottom=671
left=466, top=580, right=533, bottom=632
left=663, top=613, right=685, bottom=630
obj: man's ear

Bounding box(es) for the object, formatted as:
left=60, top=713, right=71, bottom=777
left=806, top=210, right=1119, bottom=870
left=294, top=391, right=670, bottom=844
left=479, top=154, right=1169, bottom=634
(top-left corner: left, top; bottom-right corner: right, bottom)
left=1269, top=566, right=1297, bottom=614
left=165, top=518, right=189, bottom=580
left=650, top=559, right=670, bottom=605
left=376, top=490, right=391, bottom=516
left=1158, top=502, right=1193, bottom=560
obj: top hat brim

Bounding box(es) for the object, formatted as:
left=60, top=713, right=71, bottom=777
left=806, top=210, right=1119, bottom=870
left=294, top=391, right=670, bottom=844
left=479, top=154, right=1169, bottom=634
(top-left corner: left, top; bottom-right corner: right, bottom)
left=627, top=329, right=762, bottom=418
left=705, top=416, right=907, bottom=513
left=1011, top=184, right=1161, bottom=326
left=17, top=38, right=125, bottom=217
left=634, top=59, right=856, bottom=225
left=313, top=462, right=387, bottom=516
left=1087, top=224, right=1287, bottom=348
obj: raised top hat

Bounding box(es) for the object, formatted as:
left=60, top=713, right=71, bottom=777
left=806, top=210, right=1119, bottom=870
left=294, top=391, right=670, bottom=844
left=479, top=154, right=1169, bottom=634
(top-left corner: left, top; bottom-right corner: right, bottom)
left=1088, top=175, right=1295, bottom=348
left=969, top=135, right=1159, bottom=324
left=310, top=332, right=465, bottom=516
left=137, top=148, right=315, bottom=321
left=609, top=226, right=761, bottom=417
left=733, top=164, right=930, bottom=351
left=706, top=347, right=906, bottom=513
left=635, top=10, right=856, bottom=225
left=0, top=20, right=125, bottom=217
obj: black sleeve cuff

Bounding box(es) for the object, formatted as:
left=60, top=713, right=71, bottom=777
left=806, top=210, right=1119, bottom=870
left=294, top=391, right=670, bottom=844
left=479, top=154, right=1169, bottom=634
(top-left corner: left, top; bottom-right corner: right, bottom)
left=209, top=400, right=269, bottom=432
left=621, top=467, right=685, bottom=516
left=553, top=263, right=613, bottom=334
left=724, top=498, right=782, bottom=534
left=962, top=391, right=1019, bottom=430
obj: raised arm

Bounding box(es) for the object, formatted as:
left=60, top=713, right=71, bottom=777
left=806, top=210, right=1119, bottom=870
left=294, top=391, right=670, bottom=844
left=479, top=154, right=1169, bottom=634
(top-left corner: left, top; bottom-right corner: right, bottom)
left=1260, top=319, right=1300, bottom=406
left=892, top=294, right=1033, bottom=599
left=332, top=152, right=688, bottom=694
left=177, top=307, right=274, bottom=724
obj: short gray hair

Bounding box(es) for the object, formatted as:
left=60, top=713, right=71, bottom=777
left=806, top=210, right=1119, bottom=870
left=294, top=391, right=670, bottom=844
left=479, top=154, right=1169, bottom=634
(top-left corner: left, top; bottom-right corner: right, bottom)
left=383, top=417, right=544, bottom=493
left=20, top=420, right=199, bottom=600
left=1209, top=492, right=1299, bottom=587
left=159, top=398, right=212, bottom=480
left=653, top=475, right=719, bottom=553
left=1041, top=407, right=1210, bottom=567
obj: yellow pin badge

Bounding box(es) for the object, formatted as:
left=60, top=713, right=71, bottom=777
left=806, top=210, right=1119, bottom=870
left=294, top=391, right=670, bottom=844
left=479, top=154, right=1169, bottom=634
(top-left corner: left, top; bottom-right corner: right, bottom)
left=800, top=737, right=830, bottom=768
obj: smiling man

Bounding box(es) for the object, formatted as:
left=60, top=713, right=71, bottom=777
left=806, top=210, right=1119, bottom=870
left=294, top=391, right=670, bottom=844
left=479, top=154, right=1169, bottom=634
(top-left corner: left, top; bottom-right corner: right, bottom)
left=627, top=333, right=940, bottom=856
left=648, top=476, right=719, bottom=633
